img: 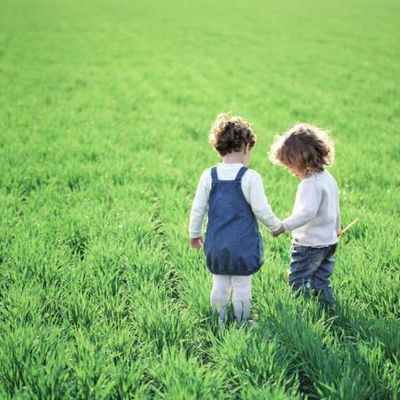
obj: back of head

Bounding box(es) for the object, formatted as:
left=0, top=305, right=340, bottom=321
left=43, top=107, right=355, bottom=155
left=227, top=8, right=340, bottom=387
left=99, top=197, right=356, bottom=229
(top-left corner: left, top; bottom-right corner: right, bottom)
left=269, top=123, right=335, bottom=175
left=209, top=113, right=256, bottom=156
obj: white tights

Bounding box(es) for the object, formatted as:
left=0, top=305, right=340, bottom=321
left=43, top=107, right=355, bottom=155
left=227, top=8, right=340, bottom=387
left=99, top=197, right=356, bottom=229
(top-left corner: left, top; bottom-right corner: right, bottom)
left=210, top=274, right=252, bottom=324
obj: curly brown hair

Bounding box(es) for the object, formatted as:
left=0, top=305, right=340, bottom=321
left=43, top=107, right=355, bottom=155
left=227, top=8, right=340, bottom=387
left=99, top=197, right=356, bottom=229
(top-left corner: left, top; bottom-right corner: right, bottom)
left=209, top=113, right=256, bottom=156
left=269, top=123, right=335, bottom=174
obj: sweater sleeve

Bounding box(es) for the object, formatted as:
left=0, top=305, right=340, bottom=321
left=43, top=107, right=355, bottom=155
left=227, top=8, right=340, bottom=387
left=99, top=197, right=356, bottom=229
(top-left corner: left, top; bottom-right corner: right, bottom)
left=248, top=172, right=281, bottom=231
left=283, top=179, right=322, bottom=232
left=335, top=206, right=341, bottom=234
left=188, top=170, right=210, bottom=238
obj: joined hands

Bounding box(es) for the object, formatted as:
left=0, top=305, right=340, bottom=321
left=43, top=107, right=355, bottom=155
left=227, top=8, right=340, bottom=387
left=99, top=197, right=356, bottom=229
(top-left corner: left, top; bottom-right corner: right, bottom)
left=271, top=224, right=286, bottom=238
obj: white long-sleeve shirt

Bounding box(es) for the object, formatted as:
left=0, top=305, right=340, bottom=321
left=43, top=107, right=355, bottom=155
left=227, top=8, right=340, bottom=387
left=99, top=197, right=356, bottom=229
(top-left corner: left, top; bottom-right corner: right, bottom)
left=282, top=170, right=340, bottom=247
left=189, top=163, right=281, bottom=238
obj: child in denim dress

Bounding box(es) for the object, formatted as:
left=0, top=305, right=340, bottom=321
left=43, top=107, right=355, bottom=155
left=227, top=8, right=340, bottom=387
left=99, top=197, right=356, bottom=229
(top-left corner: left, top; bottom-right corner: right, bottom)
left=189, top=113, right=281, bottom=325
left=269, top=124, right=340, bottom=307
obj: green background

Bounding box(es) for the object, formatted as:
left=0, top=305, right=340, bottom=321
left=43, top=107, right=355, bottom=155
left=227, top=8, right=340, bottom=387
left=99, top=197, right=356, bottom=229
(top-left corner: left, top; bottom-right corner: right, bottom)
left=0, top=0, right=399, bottom=398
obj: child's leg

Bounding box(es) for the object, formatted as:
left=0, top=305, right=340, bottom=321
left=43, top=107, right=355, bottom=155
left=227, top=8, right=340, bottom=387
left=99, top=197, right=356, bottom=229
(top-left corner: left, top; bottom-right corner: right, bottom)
left=289, top=246, right=325, bottom=299
left=210, top=275, right=231, bottom=322
left=313, top=244, right=337, bottom=306
left=231, top=275, right=252, bottom=324
left=289, top=246, right=324, bottom=287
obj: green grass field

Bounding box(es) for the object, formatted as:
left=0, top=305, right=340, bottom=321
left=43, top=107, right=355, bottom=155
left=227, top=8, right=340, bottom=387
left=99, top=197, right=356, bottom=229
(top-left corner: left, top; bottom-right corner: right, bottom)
left=1, top=0, right=399, bottom=398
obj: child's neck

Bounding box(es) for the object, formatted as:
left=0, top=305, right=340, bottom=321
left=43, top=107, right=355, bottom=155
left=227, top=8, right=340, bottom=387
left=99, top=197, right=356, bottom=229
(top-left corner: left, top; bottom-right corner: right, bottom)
left=222, top=152, right=245, bottom=164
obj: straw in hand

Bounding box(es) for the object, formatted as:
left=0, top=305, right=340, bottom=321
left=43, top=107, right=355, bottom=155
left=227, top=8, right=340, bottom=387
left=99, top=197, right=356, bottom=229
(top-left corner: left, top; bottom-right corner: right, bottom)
left=339, top=218, right=359, bottom=236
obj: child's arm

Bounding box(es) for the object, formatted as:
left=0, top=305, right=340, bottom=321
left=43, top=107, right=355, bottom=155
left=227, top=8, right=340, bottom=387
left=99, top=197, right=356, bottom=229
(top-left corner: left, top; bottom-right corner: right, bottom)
left=248, top=172, right=281, bottom=232
left=282, top=180, right=322, bottom=232
left=336, top=209, right=341, bottom=237
left=188, top=170, right=209, bottom=248
left=334, top=178, right=341, bottom=236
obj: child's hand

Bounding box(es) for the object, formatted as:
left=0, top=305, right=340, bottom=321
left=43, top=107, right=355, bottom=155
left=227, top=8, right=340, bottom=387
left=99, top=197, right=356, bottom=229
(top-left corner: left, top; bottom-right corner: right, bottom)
left=337, top=230, right=342, bottom=237
left=271, top=224, right=286, bottom=237
left=190, top=237, right=203, bottom=249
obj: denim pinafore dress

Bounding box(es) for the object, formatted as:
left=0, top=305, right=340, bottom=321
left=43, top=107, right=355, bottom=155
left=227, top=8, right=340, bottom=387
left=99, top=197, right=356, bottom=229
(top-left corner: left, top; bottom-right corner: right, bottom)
left=204, top=166, right=264, bottom=275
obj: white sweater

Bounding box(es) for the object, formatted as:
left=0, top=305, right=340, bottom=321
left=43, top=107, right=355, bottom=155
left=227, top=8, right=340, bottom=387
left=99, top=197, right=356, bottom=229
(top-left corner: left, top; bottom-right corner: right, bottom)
left=189, top=163, right=281, bottom=238
left=283, top=170, right=340, bottom=247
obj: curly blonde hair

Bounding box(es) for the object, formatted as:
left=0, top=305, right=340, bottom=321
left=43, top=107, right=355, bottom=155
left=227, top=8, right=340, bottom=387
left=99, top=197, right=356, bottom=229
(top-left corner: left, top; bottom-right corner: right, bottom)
left=269, top=124, right=335, bottom=174
left=209, top=113, right=256, bottom=156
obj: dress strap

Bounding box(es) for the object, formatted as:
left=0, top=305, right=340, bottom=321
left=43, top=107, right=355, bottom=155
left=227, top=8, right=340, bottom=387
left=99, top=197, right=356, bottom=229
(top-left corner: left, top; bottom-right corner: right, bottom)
left=235, top=166, right=248, bottom=181
left=211, top=167, right=219, bottom=183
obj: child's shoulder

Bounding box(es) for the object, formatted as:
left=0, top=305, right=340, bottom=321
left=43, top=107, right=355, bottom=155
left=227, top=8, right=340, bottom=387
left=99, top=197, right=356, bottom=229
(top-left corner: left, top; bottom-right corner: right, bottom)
left=302, top=170, right=337, bottom=188
left=199, top=166, right=213, bottom=181
left=243, top=168, right=265, bottom=187
left=201, top=163, right=221, bottom=175
left=198, top=165, right=262, bottom=182
left=199, top=164, right=221, bottom=182
left=245, top=167, right=262, bottom=180
left=299, top=173, right=322, bottom=190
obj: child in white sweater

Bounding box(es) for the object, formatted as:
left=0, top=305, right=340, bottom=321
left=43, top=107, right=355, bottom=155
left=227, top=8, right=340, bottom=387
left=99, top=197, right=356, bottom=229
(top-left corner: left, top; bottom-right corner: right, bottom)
left=270, top=124, right=340, bottom=307
left=189, top=113, right=281, bottom=325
